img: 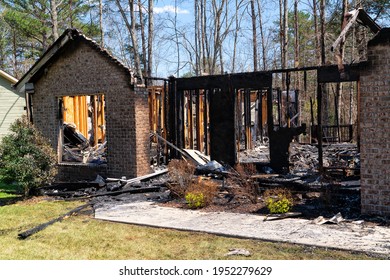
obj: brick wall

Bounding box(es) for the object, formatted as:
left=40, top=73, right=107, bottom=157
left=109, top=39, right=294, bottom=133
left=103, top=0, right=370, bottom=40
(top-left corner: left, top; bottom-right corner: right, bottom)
left=360, top=28, right=390, bottom=216
left=32, top=38, right=150, bottom=181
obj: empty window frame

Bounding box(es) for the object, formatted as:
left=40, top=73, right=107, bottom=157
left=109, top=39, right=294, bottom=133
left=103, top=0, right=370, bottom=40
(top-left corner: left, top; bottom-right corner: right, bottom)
left=58, top=94, right=106, bottom=164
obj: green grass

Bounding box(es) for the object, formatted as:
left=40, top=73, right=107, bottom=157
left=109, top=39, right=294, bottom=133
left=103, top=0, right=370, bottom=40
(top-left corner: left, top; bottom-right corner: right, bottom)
left=0, top=199, right=384, bottom=260
left=0, top=180, right=22, bottom=206
left=0, top=192, right=19, bottom=199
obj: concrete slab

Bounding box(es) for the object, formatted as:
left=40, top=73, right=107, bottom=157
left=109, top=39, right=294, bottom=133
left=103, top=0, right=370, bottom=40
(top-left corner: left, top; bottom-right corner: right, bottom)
left=94, top=201, right=390, bottom=257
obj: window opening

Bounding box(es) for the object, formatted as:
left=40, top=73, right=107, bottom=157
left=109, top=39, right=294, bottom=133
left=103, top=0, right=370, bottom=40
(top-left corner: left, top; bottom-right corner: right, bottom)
left=59, top=94, right=106, bottom=164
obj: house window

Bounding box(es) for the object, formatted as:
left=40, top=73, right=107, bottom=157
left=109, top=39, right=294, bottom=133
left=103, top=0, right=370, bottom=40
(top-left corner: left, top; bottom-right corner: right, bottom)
left=58, top=94, right=106, bottom=164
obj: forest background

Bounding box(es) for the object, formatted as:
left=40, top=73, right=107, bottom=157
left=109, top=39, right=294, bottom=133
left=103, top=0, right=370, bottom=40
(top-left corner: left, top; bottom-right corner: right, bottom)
left=0, top=0, right=389, bottom=130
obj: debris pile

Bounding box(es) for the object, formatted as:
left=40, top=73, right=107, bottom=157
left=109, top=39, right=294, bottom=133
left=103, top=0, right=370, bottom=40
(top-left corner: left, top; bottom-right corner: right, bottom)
left=39, top=169, right=168, bottom=201
left=289, top=142, right=360, bottom=176
left=62, top=123, right=107, bottom=164
left=289, top=143, right=319, bottom=174
left=238, top=143, right=270, bottom=163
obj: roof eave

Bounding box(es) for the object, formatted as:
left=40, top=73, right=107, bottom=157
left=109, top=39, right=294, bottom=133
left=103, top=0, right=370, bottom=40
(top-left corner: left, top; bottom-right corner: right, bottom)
left=14, top=30, right=74, bottom=92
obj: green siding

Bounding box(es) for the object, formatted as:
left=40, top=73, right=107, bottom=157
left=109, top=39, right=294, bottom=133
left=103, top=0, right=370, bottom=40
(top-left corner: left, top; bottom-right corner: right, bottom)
left=0, top=76, right=25, bottom=138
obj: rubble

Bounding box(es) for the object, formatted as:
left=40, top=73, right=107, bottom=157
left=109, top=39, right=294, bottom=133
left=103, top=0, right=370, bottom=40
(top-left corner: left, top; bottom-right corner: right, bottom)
left=62, top=122, right=107, bottom=164
left=195, top=160, right=226, bottom=176
left=238, top=141, right=360, bottom=179
left=225, top=248, right=251, bottom=257
left=40, top=169, right=169, bottom=199
left=263, top=212, right=302, bottom=221
left=313, top=212, right=345, bottom=225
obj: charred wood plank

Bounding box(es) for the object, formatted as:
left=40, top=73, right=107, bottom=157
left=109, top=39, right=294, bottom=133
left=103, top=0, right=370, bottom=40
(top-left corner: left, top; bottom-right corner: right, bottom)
left=40, top=182, right=101, bottom=191
left=89, top=186, right=161, bottom=198
left=18, top=203, right=91, bottom=239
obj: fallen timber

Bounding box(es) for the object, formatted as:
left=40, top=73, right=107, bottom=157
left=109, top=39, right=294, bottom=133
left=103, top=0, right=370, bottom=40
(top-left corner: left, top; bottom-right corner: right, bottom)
left=107, top=168, right=168, bottom=185
left=18, top=203, right=91, bottom=239
left=254, top=174, right=360, bottom=194
left=42, top=169, right=168, bottom=199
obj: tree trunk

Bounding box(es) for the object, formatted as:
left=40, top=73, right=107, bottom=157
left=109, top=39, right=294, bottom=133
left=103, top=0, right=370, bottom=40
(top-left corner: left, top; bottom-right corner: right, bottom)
left=250, top=0, right=258, bottom=72
left=319, top=0, right=325, bottom=65
left=202, top=0, right=210, bottom=74
left=232, top=0, right=239, bottom=72
left=115, top=0, right=143, bottom=81
left=256, top=0, right=266, bottom=70
left=99, top=0, right=104, bottom=48
left=282, top=0, right=288, bottom=70
left=130, top=0, right=143, bottom=80
left=212, top=0, right=224, bottom=74
left=138, top=0, right=147, bottom=75
left=279, top=0, right=283, bottom=69
left=69, top=0, right=74, bottom=28
left=294, top=0, right=301, bottom=93
left=174, top=0, right=180, bottom=76
left=12, top=30, right=18, bottom=78
left=294, top=0, right=299, bottom=68
left=335, top=0, right=348, bottom=139
left=195, top=0, right=200, bottom=75
left=147, top=0, right=153, bottom=77
left=50, top=0, right=59, bottom=41
left=313, top=0, right=320, bottom=65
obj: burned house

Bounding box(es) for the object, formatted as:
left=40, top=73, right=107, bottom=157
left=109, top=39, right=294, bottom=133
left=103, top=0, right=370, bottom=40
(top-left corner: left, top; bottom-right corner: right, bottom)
left=15, top=29, right=151, bottom=181
left=360, top=28, right=390, bottom=217
left=156, top=28, right=390, bottom=217
left=13, top=23, right=390, bottom=218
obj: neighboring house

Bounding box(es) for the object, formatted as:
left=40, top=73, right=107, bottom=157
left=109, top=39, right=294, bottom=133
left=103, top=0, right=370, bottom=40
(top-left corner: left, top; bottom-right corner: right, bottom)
left=0, top=70, right=24, bottom=139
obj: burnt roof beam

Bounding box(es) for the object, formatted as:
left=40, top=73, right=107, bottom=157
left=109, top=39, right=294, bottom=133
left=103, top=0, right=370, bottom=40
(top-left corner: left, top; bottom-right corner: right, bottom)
left=331, top=8, right=381, bottom=53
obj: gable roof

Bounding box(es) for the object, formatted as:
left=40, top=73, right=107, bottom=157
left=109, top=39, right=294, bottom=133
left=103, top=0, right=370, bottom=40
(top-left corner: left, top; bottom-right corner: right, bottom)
left=0, top=70, right=18, bottom=84
left=14, top=29, right=134, bottom=92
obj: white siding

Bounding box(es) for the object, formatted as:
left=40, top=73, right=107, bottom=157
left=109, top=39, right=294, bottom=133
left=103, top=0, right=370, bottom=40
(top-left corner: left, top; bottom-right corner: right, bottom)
left=0, top=76, right=25, bottom=139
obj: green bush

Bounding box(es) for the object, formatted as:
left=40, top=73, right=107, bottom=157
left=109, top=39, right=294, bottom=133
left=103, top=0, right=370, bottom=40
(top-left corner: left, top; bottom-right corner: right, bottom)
left=264, top=188, right=293, bottom=214
left=185, top=192, right=205, bottom=209
left=265, top=197, right=293, bottom=214
left=0, top=116, right=58, bottom=196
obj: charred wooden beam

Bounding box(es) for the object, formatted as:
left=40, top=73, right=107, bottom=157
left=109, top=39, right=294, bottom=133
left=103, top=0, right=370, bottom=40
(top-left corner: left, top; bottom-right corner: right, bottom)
left=175, top=72, right=272, bottom=91
left=168, top=76, right=177, bottom=158
left=258, top=91, right=263, bottom=142
left=90, top=186, right=161, bottom=198
left=176, top=75, right=229, bottom=91
left=18, top=203, right=91, bottom=239
left=317, top=83, right=324, bottom=173
left=317, top=64, right=359, bottom=83
left=244, top=89, right=252, bottom=150
left=269, top=124, right=306, bottom=174
left=229, top=72, right=272, bottom=89
left=203, top=90, right=209, bottom=155
left=195, top=89, right=201, bottom=150
left=163, top=80, right=169, bottom=163
left=209, top=88, right=236, bottom=166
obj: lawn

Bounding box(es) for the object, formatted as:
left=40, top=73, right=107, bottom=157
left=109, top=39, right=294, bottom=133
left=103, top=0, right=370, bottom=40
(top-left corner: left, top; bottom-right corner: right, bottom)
left=0, top=180, right=22, bottom=206
left=0, top=197, right=384, bottom=260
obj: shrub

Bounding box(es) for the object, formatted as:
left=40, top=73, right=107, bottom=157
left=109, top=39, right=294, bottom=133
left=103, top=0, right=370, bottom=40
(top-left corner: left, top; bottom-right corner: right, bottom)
left=167, top=159, right=196, bottom=197
left=227, top=163, right=258, bottom=203
left=185, top=192, right=205, bottom=209
left=263, top=188, right=293, bottom=214
left=185, top=177, right=218, bottom=208
left=0, top=116, right=58, bottom=196
left=167, top=160, right=219, bottom=208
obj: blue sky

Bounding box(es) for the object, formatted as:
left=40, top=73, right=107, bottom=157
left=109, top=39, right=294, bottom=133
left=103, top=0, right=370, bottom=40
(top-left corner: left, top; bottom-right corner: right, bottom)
left=109, top=1, right=389, bottom=77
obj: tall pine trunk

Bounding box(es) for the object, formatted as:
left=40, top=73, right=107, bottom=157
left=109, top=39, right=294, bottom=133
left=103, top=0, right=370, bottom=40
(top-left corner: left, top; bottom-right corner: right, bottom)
left=250, top=0, right=258, bottom=72
left=147, top=0, right=153, bottom=77
left=50, top=0, right=59, bottom=41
